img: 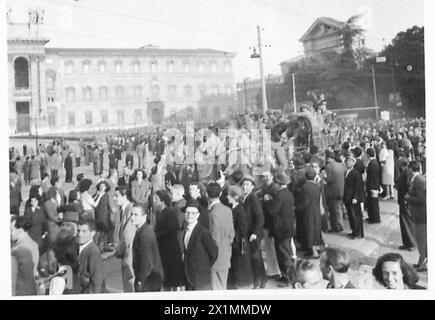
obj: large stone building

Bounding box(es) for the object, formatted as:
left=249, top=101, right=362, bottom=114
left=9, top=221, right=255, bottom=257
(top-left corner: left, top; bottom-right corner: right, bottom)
left=280, top=17, right=368, bottom=76
left=8, top=11, right=237, bottom=135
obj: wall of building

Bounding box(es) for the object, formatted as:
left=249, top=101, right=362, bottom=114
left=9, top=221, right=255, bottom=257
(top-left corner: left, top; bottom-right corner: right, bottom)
left=42, top=49, right=236, bottom=132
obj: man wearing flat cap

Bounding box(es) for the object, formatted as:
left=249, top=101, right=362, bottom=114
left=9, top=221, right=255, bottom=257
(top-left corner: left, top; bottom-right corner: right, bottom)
left=181, top=199, right=218, bottom=290
left=242, top=175, right=266, bottom=289
left=344, top=156, right=365, bottom=239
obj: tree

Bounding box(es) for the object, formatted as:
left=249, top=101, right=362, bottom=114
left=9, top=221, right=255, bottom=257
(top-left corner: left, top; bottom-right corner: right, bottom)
left=278, top=15, right=373, bottom=110
left=378, top=26, right=425, bottom=116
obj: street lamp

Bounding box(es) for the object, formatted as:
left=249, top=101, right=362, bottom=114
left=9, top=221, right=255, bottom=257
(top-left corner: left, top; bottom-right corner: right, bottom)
left=250, top=25, right=268, bottom=115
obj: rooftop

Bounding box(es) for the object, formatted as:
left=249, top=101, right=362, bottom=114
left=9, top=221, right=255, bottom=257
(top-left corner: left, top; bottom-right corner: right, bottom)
left=45, top=47, right=236, bottom=57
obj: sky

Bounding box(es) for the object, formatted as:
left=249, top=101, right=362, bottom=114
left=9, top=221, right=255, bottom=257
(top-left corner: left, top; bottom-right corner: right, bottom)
left=7, top=0, right=425, bottom=82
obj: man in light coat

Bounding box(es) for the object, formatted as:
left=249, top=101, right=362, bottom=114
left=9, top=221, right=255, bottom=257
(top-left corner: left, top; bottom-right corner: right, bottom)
left=206, top=182, right=235, bottom=290
left=113, top=185, right=136, bottom=292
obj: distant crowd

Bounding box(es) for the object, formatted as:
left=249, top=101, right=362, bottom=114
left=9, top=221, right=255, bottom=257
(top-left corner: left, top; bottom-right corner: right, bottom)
left=9, top=112, right=427, bottom=295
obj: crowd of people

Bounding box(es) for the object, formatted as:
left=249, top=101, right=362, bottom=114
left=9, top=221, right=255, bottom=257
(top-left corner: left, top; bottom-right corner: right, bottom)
left=9, top=111, right=427, bottom=295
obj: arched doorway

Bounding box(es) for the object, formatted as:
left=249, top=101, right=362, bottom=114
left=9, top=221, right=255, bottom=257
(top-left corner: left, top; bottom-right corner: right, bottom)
left=14, top=57, right=29, bottom=89
left=151, top=108, right=162, bottom=124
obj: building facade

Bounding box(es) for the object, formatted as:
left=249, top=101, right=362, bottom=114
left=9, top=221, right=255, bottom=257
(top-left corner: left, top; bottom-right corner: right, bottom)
left=8, top=13, right=237, bottom=135
left=236, top=75, right=282, bottom=112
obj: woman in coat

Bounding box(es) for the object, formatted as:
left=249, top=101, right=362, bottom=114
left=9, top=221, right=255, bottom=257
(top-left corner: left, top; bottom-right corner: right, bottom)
left=30, top=155, right=41, bottom=182
left=23, top=157, right=31, bottom=185
left=94, top=181, right=113, bottom=252
left=154, top=190, right=184, bottom=290
left=226, top=185, right=253, bottom=289
left=299, top=167, right=323, bottom=258
left=131, top=169, right=150, bottom=204
left=379, top=140, right=395, bottom=200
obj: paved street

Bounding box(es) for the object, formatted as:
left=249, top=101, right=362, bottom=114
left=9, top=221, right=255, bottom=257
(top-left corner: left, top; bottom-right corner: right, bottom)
left=11, top=138, right=427, bottom=292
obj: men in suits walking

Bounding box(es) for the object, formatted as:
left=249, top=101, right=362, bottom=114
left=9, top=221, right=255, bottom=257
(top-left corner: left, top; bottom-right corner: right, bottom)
left=323, top=150, right=346, bottom=232
left=365, top=148, right=381, bottom=224
left=343, top=156, right=365, bottom=239
left=181, top=199, right=218, bottom=290
left=113, top=186, right=135, bottom=292
left=405, top=161, right=427, bottom=272
left=242, top=175, right=266, bottom=289
left=206, top=183, right=235, bottom=290
left=131, top=203, right=164, bottom=292
left=77, top=217, right=105, bottom=293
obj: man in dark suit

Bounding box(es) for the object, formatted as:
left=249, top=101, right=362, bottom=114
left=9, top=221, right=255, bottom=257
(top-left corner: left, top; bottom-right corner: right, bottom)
left=10, top=172, right=21, bottom=215
left=323, top=150, right=346, bottom=232
left=242, top=175, right=266, bottom=289
left=131, top=203, right=164, bottom=292
left=343, top=156, right=365, bottom=239
left=365, top=148, right=381, bottom=223
left=165, top=164, right=179, bottom=190
left=206, top=183, right=235, bottom=290
left=396, top=159, right=417, bottom=251
left=352, top=147, right=365, bottom=175
left=405, top=161, right=427, bottom=272
left=108, top=148, right=118, bottom=170
left=181, top=199, right=218, bottom=290
left=77, top=217, right=105, bottom=293
left=265, top=168, right=295, bottom=286
left=64, top=151, right=73, bottom=183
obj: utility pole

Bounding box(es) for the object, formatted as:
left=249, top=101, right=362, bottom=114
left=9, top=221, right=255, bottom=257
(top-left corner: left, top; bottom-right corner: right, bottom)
left=292, top=73, right=297, bottom=113
left=257, top=25, right=267, bottom=114
left=371, top=65, right=379, bottom=120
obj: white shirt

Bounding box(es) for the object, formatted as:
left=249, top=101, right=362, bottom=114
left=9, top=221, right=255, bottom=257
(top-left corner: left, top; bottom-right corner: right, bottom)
left=184, top=222, right=197, bottom=249
left=79, top=239, right=93, bottom=254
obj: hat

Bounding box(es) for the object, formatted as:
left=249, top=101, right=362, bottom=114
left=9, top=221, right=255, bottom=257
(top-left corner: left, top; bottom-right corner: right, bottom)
left=182, top=199, right=200, bottom=212
left=96, top=180, right=111, bottom=192
left=274, top=168, right=290, bottom=185
left=79, top=178, right=93, bottom=193
left=62, top=211, right=79, bottom=224
left=242, top=174, right=256, bottom=186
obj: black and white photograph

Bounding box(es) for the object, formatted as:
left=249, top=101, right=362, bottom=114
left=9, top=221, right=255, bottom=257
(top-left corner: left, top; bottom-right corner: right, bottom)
left=1, top=0, right=432, bottom=299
